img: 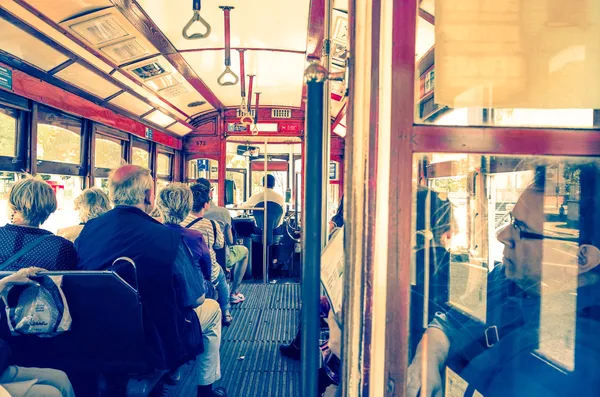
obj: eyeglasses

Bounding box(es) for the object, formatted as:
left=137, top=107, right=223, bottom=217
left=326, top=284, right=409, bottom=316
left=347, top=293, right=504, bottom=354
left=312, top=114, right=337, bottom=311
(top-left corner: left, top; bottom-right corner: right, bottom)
left=508, top=213, right=577, bottom=242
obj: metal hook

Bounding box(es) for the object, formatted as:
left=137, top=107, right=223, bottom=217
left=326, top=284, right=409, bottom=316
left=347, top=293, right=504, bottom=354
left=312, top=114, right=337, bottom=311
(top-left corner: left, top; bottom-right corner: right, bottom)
left=182, top=10, right=211, bottom=39
left=218, top=66, right=239, bottom=86
left=251, top=123, right=259, bottom=135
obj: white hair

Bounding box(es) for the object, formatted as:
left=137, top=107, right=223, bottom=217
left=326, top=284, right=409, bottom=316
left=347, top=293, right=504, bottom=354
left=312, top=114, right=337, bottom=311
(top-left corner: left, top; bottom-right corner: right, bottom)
left=157, top=183, right=193, bottom=224
left=109, top=167, right=153, bottom=206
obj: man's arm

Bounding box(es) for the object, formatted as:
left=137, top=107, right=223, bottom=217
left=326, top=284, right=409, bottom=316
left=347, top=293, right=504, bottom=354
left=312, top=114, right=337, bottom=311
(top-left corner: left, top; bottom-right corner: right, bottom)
left=225, top=223, right=234, bottom=246
left=213, top=222, right=225, bottom=249
left=406, top=326, right=450, bottom=397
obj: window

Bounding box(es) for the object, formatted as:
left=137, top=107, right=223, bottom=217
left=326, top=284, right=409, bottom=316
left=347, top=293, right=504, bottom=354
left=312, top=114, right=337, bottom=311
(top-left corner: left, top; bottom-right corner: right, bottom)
left=409, top=154, right=600, bottom=396
left=37, top=107, right=81, bottom=164
left=0, top=172, right=20, bottom=226
left=39, top=174, right=83, bottom=233
left=0, top=107, right=17, bottom=158
left=132, top=147, right=150, bottom=168
left=157, top=153, right=172, bottom=177
left=415, top=1, right=599, bottom=128
left=187, top=158, right=219, bottom=181
left=95, top=134, right=124, bottom=170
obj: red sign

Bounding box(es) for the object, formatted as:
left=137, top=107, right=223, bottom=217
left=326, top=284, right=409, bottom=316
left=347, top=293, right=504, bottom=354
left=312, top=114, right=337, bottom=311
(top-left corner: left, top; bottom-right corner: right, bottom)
left=184, top=136, right=221, bottom=153
left=279, top=123, right=301, bottom=133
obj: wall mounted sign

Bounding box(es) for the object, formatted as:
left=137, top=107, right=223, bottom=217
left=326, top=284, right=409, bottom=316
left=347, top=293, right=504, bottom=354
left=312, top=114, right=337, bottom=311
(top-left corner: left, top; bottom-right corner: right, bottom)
left=329, top=161, right=338, bottom=180
left=145, top=127, right=153, bottom=139
left=227, top=123, right=248, bottom=132
left=279, top=123, right=301, bottom=133
left=0, top=66, right=13, bottom=91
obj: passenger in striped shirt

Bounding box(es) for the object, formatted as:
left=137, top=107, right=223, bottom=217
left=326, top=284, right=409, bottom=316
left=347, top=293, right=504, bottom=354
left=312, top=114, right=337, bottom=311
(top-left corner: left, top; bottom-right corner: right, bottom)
left=183, top=184, right=233, bottom=326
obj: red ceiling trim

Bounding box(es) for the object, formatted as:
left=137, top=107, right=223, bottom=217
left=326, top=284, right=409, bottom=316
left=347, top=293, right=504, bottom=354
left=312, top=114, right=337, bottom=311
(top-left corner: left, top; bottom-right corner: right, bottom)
left=1, top=62, right=181, bottom=150
left=179, top=48, right=306, bottom=55
left=10, top=0, right=194, bottom=123
left=111, top=0, right=225, bottom=111
left=413, top=125, right=600, bottom=156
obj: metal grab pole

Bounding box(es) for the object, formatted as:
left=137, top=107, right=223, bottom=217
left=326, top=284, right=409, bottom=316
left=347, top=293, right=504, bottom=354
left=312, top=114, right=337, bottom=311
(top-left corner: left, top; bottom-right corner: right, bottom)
left=301, top=61, right=327, bottom=397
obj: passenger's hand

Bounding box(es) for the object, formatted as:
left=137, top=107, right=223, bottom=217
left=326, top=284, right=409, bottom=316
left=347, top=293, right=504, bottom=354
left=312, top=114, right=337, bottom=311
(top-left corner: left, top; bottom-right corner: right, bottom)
left=0, top=267, right=44, bottom=290
left=406, top=355, right=443, bottom=397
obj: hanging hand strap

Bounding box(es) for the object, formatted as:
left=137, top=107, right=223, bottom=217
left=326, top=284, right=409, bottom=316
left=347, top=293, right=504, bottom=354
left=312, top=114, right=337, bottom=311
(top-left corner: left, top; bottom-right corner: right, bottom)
left=182, top=0, right=211, bottom=40
left=217, top=6, right=239, bottom=86
left=252, top=92, right=261, bottom=135
left=0, top=234, right=51, bottom=270
left=247, top=74, right=255, bottom=112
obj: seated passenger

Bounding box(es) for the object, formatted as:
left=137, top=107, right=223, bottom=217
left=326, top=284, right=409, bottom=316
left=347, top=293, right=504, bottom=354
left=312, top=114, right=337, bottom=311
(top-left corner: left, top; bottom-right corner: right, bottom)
left=75, top=165, right=226, bottom=397
left=328, top=196, right=344, bottom=234
left=57, top=188, right=111, bottom=242
left=157, top=183, right=214, bottom=299
left=407, top=177, right=600, bottom=397
left=0, top=177, right=77, bottom=271
left=0, top=268, right=75, bottom=397
left=240, top=174, right=285, bottom=224
left=182, top=185, right=233, bottom=326
left=197, top=178, right=249, bottom=304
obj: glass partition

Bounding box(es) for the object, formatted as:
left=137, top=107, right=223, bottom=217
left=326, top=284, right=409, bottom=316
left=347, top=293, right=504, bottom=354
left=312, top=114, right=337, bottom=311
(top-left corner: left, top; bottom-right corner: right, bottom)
left=40, top=174, right=83, bottom=233
left=408, top=154, right=600, bottom=397
left=187, top=158, right=219, bottom=181
left=415, top=1, right=599, bottom=128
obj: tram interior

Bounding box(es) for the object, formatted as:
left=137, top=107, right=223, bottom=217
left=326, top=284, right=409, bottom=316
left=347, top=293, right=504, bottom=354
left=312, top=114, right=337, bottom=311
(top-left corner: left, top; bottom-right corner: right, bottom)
left=0, top=0, right=599, bottom=396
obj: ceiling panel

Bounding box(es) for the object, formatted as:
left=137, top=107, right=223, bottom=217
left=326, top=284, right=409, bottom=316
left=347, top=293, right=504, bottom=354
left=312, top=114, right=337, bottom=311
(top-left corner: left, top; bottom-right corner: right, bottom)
left=182, top=50, right=306, bottom=108
left=144, top=109, right=176, bottom=127
left=0, top=18, right=69, bottom=71
left=137, top=0, right=310, bottom=52
left=109, top=91, right=153, bottom=115
left=168, top=122, right=192, bottom=136
left=55, top=62, right=121, bottom=98
left=22, top=0, right=112, bottom=23
left=2, top=1, right=114, bottom=73
left=111, top=71, right=183, bottom=115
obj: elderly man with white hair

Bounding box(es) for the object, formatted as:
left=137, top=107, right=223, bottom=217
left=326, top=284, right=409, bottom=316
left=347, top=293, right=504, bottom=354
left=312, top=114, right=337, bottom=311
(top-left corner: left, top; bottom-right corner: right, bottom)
left=75, top=165, right=226, bottom=397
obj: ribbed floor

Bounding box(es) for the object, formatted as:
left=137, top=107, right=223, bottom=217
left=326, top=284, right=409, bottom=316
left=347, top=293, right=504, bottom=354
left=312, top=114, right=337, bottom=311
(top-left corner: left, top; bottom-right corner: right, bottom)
left=165, top=283, right=301, bottom=397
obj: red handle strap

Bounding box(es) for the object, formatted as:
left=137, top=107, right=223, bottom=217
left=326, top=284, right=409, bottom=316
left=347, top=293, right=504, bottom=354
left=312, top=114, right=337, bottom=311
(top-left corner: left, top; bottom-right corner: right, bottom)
left=254, top=92, right=261, bottom=124
left=239, top=50, right=246, bottom=98
left=247, top=75, right=255, bottom=111
left=220, top=6, right=234, bottom=66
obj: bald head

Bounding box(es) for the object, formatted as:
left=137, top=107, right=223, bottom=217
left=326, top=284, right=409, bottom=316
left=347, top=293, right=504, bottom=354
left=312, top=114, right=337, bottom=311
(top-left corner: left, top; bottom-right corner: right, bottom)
left=109, top=165, right=154, bottom=212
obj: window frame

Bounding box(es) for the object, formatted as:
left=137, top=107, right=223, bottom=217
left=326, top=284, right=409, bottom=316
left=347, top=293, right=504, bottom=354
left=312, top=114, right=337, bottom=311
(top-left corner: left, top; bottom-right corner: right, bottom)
left=35, top=105, right=85, bottom=176
left=93, top=125, right=128, bottom=178
left=131, top=137, right=151, bottom=169
left=156, top=145, right=174, bottom=182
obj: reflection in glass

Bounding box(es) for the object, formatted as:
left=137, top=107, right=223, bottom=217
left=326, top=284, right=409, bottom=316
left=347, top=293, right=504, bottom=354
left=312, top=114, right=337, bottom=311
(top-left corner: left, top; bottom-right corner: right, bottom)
left=0, top=108, right=17, bottom=158
left=37, top=109, right=81, bottom=164
left=95, top=135, right=123, bottom=169
left=408, top=154, right=600, bottom=397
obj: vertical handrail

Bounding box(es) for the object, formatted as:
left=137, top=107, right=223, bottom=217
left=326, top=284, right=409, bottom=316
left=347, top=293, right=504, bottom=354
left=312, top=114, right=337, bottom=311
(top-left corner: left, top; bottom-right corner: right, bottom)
left=301, top=61, right=327, bottom=397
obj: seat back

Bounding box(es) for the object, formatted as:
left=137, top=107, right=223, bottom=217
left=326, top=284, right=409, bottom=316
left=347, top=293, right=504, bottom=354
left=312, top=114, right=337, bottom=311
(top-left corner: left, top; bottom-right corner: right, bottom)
left=3, top=271, right=148, bottom=373
left=253, top=201, right=284, bottom=246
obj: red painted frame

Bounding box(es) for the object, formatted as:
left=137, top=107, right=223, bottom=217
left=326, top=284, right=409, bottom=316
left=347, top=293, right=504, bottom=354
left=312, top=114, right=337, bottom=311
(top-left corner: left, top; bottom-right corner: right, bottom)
left=378, top=1, right=600, bottom=396
left=1, top=62, right=181, bottom=149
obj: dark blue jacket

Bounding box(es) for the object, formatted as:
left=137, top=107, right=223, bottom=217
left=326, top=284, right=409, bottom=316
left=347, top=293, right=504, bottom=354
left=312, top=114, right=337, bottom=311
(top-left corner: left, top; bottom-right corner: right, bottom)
left=75, top=206, right=203, bottom=369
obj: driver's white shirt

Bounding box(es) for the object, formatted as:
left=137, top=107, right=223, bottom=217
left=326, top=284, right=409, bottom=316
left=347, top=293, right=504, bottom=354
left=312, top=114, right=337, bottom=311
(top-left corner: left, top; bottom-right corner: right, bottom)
left=243, top=188, right=286, bottom=209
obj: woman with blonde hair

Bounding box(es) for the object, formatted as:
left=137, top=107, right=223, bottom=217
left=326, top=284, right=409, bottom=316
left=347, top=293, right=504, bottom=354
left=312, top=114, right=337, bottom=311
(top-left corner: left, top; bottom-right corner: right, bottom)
left=0, top=177, right=76, bottom=271
left=58, top=188, right=111, bottom=242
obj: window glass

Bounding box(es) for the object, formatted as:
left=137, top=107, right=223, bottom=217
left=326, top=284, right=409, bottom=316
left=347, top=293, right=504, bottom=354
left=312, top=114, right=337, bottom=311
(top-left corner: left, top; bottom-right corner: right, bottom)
left=156, top=178, right=169, bottom=194
left=132, top=147, right=150, bottom=168
left=408, top=154, right=600, bottom=397
left=0, top=108, right=17, bottom=158
left=37, top=108, right=81, bottom=164
left=94, top=178, right=109, bottom=195
left=415, top=2, right=599, bottom=128
left=0, top=172, right=20, bottom=225
left=95, top=135, right=123, bottom=169
left=39, top=174, right=83, bottom=233
left=188, top=158, right=218, bottom=180
left=157, top=153, right=172, bottom=176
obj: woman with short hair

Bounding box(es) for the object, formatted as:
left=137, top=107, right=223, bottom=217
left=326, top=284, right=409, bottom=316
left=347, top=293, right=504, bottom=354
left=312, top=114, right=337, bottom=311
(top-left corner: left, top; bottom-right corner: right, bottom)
left=156, top=183, right=213, bottom=297
left=57, top=188, right=111, bottom=242
left=0, top=177, right=77, bottom=271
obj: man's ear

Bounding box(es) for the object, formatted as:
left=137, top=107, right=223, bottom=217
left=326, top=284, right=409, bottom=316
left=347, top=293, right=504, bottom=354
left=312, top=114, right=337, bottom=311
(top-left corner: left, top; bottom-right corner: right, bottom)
left=144, top=189, right=152, bottom=205
left=578, top=245, right=600, bottom=274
